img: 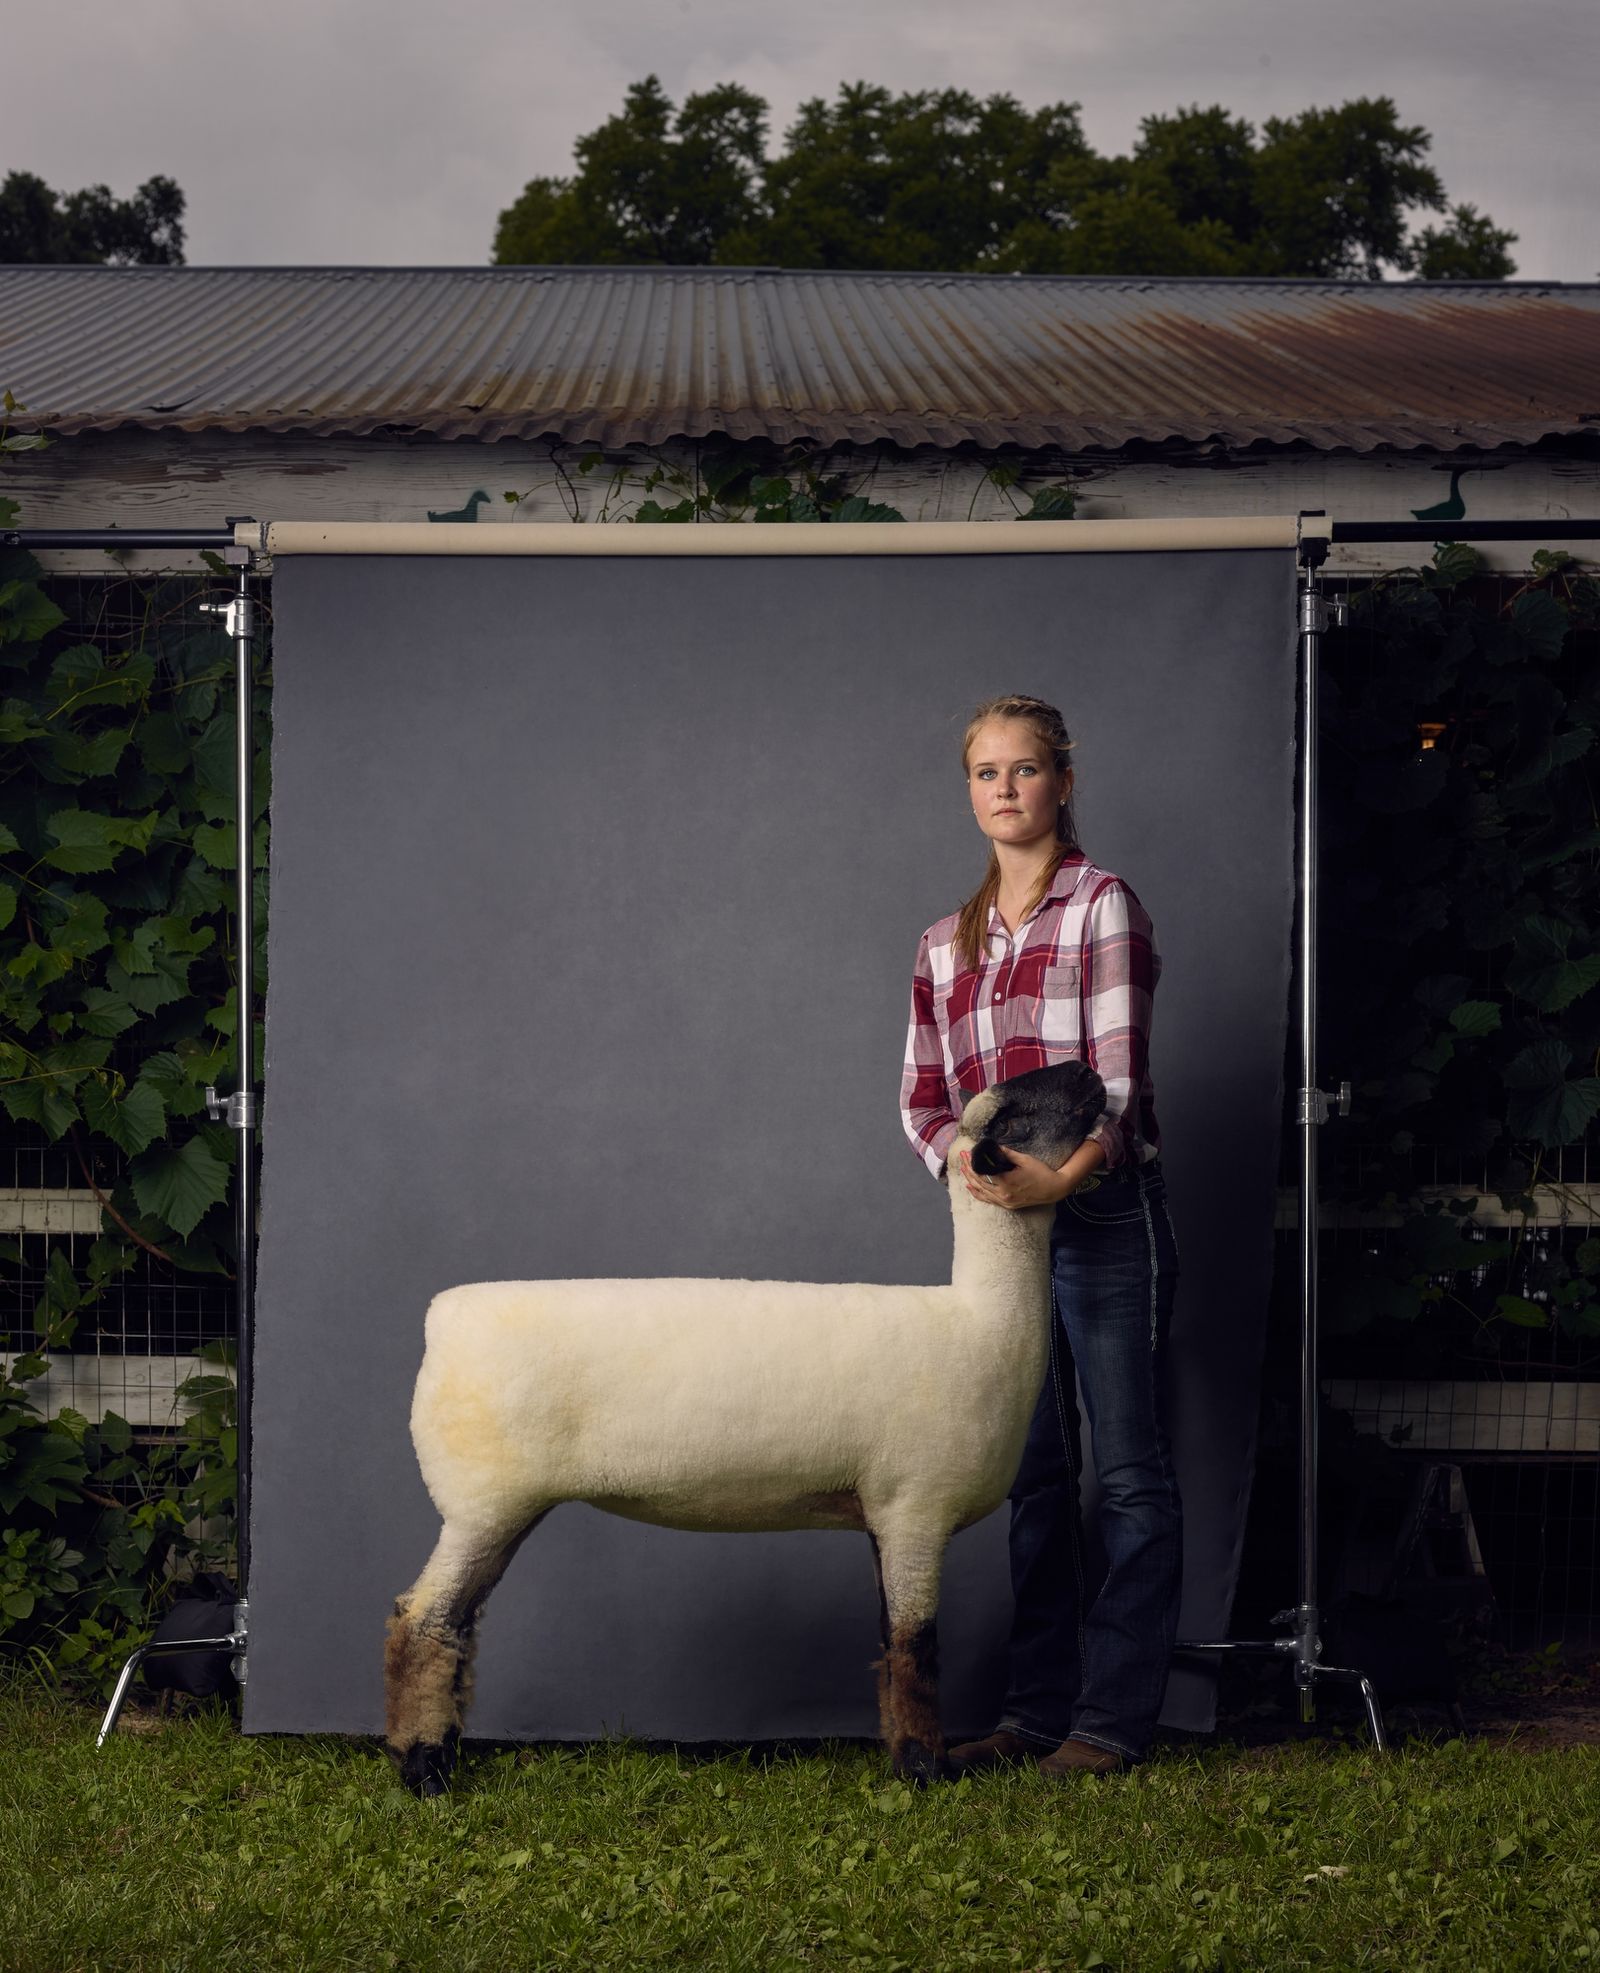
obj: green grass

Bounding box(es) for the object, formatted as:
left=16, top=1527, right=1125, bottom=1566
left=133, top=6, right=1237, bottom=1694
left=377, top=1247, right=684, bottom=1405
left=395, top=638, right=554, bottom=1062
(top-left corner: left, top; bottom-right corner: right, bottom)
left=2, top=1684, right=1597, bottom=1971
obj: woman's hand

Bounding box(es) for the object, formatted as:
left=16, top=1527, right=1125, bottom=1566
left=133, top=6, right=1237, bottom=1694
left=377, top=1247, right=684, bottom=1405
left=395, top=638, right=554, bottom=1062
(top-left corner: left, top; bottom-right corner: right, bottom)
left=959, top=1146, right=1074, bottom=1210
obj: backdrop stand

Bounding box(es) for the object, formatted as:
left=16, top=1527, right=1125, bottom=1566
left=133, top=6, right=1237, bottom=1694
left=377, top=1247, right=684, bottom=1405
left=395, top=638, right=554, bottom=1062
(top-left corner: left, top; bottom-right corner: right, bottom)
left=1171, top=513, right=1391, bottom=1744
left=5, top=511, right=1591, bottom=1751
left=92, top=532, right=261, bottom=1745
left=1170, top=514, right=1600, bottom=1747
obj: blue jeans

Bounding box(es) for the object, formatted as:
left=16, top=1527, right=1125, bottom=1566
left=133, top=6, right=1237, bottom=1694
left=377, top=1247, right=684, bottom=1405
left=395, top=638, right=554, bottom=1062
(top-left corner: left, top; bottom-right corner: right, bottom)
left=995, top=1156, right=1182, bottom=1761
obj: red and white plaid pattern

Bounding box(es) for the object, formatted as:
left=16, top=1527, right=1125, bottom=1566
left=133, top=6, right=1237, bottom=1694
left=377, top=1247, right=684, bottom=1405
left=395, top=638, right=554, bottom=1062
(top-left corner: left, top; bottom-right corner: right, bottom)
left=900, top=850, right=1163, bottom=1179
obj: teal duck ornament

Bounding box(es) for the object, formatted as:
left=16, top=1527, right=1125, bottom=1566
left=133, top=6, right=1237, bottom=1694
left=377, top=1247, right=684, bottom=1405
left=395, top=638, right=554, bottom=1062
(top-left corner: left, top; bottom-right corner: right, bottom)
left=427, top=490, right=490, bottom=524
left=1411, top=468, right=1469, bottom=525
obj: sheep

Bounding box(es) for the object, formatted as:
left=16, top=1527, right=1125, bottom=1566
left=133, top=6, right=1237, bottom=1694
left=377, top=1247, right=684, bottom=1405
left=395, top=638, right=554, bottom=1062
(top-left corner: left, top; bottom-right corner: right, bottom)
left=383, top=1058, right=1107, bottom=1796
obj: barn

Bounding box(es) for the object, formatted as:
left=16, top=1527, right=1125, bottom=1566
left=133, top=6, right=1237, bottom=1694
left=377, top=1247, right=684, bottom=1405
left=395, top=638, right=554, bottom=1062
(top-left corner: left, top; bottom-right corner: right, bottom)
left=4, top=264, right=1598, bottom=573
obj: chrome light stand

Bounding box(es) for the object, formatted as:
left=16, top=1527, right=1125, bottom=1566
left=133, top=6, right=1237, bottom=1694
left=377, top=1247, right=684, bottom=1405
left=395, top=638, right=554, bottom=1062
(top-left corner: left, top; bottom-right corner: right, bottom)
left=96, top=538, right=260, bottom=1744
left=1173, top=512, right=1388, bottom=1749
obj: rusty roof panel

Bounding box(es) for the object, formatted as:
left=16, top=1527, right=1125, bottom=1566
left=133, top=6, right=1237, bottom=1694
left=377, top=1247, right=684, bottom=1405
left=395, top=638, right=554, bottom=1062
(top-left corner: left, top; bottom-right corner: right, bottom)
left=0, top=265, right=1596, bottom=454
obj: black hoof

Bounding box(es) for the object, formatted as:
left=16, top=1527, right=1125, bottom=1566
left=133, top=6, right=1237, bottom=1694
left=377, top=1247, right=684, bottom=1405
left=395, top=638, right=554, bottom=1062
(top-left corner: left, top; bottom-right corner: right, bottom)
left=397, top=1739, right=455, bottom=1797
left=895, top=1739, right=954, bottom=1786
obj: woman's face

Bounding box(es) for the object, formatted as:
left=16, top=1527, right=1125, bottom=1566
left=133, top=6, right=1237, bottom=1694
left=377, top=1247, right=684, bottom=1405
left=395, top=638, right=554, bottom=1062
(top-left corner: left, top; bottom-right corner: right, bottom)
left=966, top=717, right=1071, bottom=853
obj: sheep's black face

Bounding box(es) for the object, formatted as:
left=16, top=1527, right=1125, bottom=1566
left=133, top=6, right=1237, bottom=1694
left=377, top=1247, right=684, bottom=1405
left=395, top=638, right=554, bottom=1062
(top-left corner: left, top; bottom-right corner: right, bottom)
left=967, top=1062, right=1107, bottom=1177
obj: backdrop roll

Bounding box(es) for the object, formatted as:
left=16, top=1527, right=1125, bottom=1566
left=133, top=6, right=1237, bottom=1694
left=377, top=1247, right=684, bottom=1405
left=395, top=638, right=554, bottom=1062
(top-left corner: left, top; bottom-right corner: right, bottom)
left=247, top=545, right=1297, bottom=1739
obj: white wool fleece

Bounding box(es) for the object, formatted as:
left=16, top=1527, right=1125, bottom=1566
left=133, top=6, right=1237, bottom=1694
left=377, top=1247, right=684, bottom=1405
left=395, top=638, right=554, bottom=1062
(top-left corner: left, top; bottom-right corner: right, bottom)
left=409, top=1124, right=1057, bottom=1550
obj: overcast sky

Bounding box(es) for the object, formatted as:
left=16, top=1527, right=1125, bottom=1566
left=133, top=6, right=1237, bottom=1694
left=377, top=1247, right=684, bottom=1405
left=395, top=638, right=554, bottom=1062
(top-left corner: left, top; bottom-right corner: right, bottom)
left=11, top=0, right=1597, bottom=280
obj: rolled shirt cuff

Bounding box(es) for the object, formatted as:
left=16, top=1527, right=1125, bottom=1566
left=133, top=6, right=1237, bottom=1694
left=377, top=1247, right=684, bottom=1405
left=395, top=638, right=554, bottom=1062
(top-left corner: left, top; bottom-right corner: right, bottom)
left=926, top=1117, right=960, bottom=1181
left=1085, top=1115, right=1125, bottom=1170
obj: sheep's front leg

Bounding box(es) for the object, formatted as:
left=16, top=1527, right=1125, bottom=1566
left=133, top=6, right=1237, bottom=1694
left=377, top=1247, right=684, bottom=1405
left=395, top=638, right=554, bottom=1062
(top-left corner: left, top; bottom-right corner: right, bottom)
left=384, top=1515, right=540, bottom=1796
left=871, top=1519, right=952, bottom=1785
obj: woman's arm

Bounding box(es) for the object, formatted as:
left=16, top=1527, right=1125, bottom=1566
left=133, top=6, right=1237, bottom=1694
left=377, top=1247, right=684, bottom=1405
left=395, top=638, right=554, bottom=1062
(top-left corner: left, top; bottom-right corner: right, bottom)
left=900, top=931, right=961, bottom=1179
left=1079, top=877, right=1160, bottom=1172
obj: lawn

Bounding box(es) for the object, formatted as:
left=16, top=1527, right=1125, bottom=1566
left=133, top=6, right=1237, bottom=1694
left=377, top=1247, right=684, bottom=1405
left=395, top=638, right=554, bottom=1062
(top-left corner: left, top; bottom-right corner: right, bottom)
left=3, top=1683, right=1597, bottom=1971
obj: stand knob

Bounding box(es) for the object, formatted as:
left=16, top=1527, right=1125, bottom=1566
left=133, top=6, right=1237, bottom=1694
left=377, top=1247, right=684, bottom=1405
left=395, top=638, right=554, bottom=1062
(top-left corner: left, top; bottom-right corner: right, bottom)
left=204, top=1085, right=258, bottom=1129
left=198, top=597, right=256, bottom=637
left=1298, top=1080, right=1352, bottom=1125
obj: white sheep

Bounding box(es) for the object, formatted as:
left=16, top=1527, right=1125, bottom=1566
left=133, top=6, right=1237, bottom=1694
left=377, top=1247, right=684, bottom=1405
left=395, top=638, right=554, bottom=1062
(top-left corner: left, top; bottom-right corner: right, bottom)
left=384, top=1059, right=1107, bottom=1794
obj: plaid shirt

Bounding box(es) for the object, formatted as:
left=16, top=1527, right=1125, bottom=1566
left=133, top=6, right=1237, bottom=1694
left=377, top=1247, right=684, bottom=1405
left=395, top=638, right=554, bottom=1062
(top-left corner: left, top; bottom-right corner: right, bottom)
left=900, top=850, right=1163, bottom=1180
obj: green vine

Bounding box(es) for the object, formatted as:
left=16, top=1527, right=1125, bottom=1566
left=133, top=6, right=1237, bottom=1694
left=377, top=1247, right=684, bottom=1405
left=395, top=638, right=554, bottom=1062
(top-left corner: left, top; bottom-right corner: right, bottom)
left=0, top=1317, right=236, bottom=1693
left=1, top=453, right=261, bottom=1686
left=0, top=538, right=267, bottom=1265
left=501, top=438, right=1079, bottom=525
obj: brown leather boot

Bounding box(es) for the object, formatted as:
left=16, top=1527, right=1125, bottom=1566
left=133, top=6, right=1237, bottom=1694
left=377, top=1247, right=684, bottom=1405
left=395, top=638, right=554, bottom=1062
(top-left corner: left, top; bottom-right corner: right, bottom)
left=1037, top=1736, right=1130, bottom=1777
left=944, top=1729, right=1043, bottom=1775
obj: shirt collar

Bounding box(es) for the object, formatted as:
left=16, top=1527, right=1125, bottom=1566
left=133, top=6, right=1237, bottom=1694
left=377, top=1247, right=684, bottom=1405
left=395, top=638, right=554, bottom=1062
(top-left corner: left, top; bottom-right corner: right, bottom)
left=1043, top=848, right=1088, bottom=904
left=985, top=850, right=1089, bottom=935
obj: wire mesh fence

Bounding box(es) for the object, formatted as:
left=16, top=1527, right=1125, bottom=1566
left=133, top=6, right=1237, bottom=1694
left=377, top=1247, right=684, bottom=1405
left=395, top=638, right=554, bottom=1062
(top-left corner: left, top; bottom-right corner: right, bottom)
left=1, top=570, right=238, bottom=1452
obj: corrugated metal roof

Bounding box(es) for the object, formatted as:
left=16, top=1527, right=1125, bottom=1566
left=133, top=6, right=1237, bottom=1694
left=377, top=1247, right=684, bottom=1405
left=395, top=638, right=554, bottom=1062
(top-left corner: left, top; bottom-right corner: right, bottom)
left=1, top=265, right=1597, bottom=454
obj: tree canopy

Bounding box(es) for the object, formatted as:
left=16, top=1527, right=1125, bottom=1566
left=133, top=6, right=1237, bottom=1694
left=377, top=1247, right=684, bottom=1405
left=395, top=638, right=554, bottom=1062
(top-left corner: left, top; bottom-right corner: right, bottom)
left=0, top=170, right=186, bottom=265
left=493, top=78, right=1515, bottom=281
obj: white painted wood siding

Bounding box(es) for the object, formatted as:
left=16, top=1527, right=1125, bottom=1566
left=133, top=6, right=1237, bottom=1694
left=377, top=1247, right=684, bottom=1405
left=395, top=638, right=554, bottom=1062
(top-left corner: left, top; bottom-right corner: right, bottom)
left=9, top=430, right=1597, bottom=575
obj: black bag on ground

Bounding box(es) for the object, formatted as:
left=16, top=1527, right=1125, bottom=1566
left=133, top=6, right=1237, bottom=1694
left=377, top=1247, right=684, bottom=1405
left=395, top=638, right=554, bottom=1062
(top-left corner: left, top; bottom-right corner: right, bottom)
left=141, top=1573, right=240, bottom=1699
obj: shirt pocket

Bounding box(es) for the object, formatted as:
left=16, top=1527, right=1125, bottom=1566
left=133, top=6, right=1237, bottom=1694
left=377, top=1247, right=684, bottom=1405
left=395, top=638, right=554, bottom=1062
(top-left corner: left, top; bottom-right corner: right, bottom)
left=1037, top=958, right=1082, bottom=1043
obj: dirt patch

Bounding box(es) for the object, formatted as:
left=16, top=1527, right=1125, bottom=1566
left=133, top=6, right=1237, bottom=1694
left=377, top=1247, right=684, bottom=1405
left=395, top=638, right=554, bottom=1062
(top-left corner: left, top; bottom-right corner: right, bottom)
left=1455, top=1700, right=1600, bottom=1749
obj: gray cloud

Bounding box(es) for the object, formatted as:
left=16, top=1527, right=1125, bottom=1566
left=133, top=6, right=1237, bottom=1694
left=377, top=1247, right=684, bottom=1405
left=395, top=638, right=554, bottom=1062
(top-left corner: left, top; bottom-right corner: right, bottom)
left=8, top=0, right=1595, bottom=278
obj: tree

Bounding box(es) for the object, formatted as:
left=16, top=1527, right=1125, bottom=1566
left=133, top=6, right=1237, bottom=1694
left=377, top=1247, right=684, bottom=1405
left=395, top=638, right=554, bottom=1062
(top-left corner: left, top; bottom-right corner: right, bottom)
left=1247, top=100, right=1450, bottom=279
left=1407, top=203, right=1518, bottom=281
left=493, top=76, right=766, bottom=265
left=740, top=84, right=1094, bottom=273
left=1001, top=98, right=1519, bottom=281
left=492, top=79, right=1516, bottom=281
left=0, top=170, right=185, bottom=265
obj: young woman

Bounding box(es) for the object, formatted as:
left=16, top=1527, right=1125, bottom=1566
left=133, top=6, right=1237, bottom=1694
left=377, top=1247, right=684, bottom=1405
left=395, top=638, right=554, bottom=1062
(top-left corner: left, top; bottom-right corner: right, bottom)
left=899, top=693, right=1181, bottom=1777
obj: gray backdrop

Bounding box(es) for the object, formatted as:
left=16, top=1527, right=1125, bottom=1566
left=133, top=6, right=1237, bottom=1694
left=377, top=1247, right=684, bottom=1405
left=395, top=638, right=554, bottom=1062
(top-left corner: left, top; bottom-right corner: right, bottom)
left=247, top=547, right=1297, bottom=1741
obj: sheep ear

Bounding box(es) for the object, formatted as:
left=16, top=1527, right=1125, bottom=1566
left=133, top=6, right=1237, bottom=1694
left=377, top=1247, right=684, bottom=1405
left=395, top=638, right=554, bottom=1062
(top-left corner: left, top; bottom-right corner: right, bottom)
left=960, top=1086, right=1000, bottom=1135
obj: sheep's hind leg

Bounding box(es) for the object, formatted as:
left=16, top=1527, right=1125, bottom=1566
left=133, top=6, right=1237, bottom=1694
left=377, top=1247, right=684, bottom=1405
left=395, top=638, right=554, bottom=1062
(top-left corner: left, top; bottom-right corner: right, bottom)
left=385, top=1514, right=543, bottom=1796
left=867, top=1534, right=893, bottom=1746
left=872, top=1519, right=952, bottom=1785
